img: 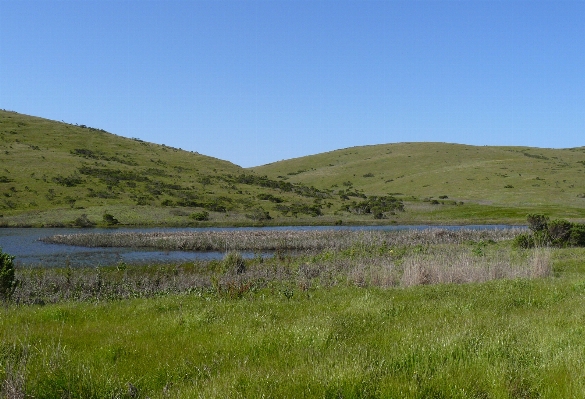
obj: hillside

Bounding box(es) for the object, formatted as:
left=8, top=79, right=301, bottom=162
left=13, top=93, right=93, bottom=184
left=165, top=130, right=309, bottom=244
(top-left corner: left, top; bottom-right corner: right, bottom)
left=251, top=142, right=585, bottom=222
left=2, top=110, right=584, bottom=226
left=0, top=110, right=342, bottom=227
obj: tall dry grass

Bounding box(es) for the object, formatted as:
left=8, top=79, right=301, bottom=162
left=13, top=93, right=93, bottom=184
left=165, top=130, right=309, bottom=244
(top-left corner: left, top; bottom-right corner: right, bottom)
left=19, top=229, right=545, bottom=305
left=42, top=228, right=523, bottom=251
left=400, top=248, right=551, bottom=287
left=12, top=245, right=550, bottom=305
left=0, top=344, right=28, bottom=399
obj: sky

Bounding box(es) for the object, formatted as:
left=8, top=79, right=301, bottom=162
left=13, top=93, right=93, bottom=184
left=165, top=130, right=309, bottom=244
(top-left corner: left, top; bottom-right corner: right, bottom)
left=1, top=0, right=584, bottom=167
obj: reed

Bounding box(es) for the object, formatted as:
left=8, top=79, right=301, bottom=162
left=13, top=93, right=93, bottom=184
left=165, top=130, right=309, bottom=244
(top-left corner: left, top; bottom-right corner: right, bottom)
left=42, top=228, right=523, bottom=251
left=12, top=242, right=549, bottom=305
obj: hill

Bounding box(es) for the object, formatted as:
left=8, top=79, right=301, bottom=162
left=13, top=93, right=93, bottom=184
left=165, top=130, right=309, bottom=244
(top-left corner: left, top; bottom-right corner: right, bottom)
left=2, top=110, right=584, bottom=226
left=0, top=110, right=340, bottom=227
left=251, top=142, right=585, bottom=223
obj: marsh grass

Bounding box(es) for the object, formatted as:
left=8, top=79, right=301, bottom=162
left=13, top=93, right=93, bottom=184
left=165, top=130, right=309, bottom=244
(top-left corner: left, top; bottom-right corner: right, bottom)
left=42, top=228, right=523, bottom=251
left=14, top=231, right=549, bottom=305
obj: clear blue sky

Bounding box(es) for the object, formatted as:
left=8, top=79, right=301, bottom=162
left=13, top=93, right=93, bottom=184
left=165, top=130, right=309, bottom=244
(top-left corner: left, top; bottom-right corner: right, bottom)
left=1, top=0, right=584, bottom=167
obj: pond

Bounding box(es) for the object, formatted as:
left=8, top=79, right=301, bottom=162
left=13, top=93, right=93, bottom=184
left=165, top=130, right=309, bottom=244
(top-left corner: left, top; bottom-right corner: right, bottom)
left=0, top=225, right=521, bottom=268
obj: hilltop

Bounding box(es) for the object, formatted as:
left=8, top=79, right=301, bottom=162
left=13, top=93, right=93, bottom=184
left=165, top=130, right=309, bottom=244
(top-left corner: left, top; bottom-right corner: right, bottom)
left=1, top=110, right=584, bottom=226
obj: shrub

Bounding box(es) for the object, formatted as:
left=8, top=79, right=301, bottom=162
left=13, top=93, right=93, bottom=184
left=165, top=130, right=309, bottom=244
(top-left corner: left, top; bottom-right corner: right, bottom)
left=52, top=173, right=84, bottom=187
left=527, top=214, right=549, bottom=232
left=74, top=214, right=96, bottom=228
left=0, top=247, right=16, bottom=301
left=513, top=233, right=535, bottom=249
left=569, top=224, right=585, bottom=247
left=190, top=211, right=209, bottom=221
left=222, top=251, right=246, bottom=275
left=257, top=193, right=284, bottom=203
left=547, top=219, right=573, bottom=247
left=245, top=208, right=271, bottom=221
left=103, top=213, right=119, bottom=226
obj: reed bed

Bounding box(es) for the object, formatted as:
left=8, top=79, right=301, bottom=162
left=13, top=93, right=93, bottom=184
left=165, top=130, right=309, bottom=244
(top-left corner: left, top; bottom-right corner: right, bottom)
left=41, top=228, right=524, bottom=251
left=12, top=244, right=549, bottom=305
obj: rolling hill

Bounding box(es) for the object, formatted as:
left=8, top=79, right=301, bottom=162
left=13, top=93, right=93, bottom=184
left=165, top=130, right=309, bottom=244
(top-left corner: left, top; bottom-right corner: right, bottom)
left=251, top=142, right=585, bottom=222
left=0, top=110, right=338, bottom=227
left=2, top=109, right=584, bottom=226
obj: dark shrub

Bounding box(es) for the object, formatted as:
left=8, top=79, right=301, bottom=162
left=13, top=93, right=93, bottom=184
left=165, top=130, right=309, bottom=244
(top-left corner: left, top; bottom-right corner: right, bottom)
left=527, top=214, right=549, bottom=232
left=222, top=251, right=246, bottom=275
left=548, top=219, right=573, bottom=247
left=74, top=214, right=95, bottom=228
left=0, top=247, right=16, bottom=301
left=245, top=208, right=271, bottom=221
left=190, top=211, right=209, bottom=221
left=513, top=233, right=535, bottom=249
left=569, top=224, right=585, bottom=247
left=103, top=213, right=119, bottom=226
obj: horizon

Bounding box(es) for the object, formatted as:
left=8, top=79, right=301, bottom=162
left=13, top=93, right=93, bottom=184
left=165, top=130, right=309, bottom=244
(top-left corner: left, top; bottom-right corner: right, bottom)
left=3, top=108, right=585, bottom=169
left=1, top=1, right=584, bottom=167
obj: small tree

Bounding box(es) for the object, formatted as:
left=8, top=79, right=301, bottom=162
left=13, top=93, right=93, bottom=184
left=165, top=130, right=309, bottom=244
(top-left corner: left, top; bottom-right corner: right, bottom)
left=0, top=247, right=16, bottom=301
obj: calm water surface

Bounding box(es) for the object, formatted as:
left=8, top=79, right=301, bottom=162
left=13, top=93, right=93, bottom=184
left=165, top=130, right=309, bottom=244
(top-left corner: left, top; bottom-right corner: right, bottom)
left=0, top=225, right=521, bottom=268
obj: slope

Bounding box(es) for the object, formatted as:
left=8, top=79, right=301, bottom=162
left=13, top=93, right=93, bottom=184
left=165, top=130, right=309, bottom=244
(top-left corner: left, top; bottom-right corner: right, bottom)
left=0, top=110, right=338, bottom=226
left=251, top=142, right=585, bottom=222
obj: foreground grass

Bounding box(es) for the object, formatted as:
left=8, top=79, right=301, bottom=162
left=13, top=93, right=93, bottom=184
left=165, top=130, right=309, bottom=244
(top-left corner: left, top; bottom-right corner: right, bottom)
left=2, top=246, right=584, bottom=398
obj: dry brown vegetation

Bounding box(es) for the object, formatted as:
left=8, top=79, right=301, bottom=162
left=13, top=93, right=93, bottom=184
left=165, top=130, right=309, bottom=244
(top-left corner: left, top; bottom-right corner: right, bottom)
left=17, top=229, right=550, bottom=305
left=42, top=228, right=523, bottom=251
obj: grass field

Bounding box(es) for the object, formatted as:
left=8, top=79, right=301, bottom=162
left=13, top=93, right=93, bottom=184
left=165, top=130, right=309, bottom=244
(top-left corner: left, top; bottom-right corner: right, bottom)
left=4, top=229, right=585, bottom=398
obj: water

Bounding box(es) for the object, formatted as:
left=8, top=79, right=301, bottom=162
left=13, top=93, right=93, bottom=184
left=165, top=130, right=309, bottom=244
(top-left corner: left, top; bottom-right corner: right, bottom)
left=0, top=225, right=521, bottom=268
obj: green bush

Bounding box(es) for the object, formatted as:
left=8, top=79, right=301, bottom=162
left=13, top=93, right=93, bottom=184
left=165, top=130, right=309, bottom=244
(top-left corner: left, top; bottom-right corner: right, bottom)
left=245, top=208, right=271, bottom=221
left=569, top=224, right=585, bottom=247
left=512, top=233, right=535, bottom=249
left=0, top=247, right=16, bottom=301
left=102, top=213, right=119, bottom=226
left=74, top=214, right=96, bottom=228
left=222, top=251, right=246, bottom=275
left=548, top=219, right=573, bottom=247
left=190, top=211, right=209, bottom=221
left=519, top=215, right=585, bottom=248
left=527, top=214, right=549, bottom=232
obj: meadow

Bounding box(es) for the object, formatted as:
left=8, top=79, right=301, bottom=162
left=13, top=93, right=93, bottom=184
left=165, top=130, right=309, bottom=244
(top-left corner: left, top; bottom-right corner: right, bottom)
left=4, top=228, right=585, bottom=398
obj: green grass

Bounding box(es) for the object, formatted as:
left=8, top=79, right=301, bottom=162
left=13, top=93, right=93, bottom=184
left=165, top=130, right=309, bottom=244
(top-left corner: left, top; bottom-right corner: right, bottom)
left=2, top=242, right=585, bottom=398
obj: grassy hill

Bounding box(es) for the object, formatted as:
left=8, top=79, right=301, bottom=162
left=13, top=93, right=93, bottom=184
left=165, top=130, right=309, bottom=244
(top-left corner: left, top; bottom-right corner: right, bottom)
left=2, top=109, right=584, bottom=226
left=0, top=110, right=341, bottom=227
left=251, top=142, right=585, bottom=223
